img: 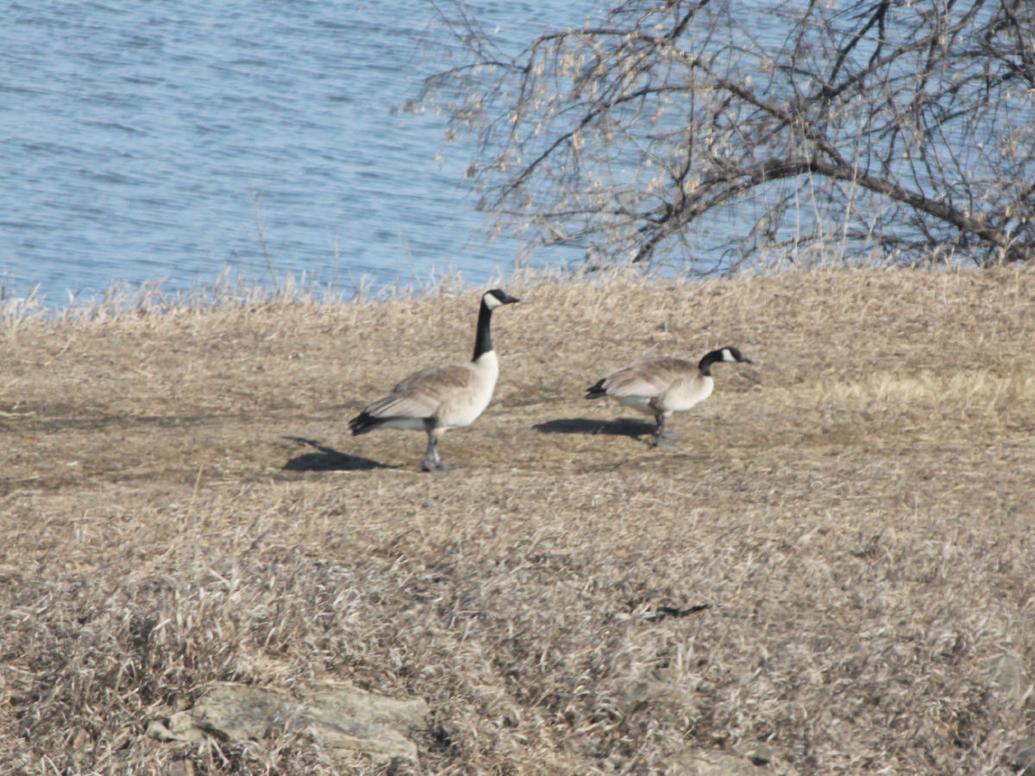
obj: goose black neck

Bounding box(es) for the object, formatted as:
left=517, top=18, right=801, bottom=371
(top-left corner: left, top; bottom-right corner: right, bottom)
left=698, top=349, right=723, bottom=376
left=472, top=301, right=494, bottom=361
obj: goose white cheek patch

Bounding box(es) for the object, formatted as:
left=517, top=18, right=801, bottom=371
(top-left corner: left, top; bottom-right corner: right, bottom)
left=483, top=293, right=503, bottom=309
left=722, top=348, right=734, bottom=362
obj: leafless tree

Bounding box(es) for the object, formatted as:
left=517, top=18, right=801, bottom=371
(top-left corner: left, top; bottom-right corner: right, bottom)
left=421, top=0, right=1035, bottom=271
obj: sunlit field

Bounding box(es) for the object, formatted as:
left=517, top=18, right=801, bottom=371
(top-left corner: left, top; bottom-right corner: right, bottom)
left=2, top=267, right=1034, bottom=773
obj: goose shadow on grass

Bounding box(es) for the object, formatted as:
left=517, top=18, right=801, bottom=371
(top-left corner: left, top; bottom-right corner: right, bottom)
left=282, top=436, right=394, bottom=471
left=532, top=417, right=655, bottom=438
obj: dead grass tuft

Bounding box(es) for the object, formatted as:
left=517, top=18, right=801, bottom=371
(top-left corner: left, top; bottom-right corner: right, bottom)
left=2, top=266, right=1034, bottom=773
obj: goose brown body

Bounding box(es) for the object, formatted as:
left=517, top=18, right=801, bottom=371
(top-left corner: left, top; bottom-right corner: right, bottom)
left=586, top=346, right=752, bottom=446
left=588, top=356, right=715, bottom=415
left=349, top=289, right=519, bottom=471
left=351, top=352, right=499, bottom=433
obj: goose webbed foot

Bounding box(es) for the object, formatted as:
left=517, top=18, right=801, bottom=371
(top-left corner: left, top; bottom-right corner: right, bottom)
left=421, top=458, right=456, bottom=473
left=650, top=414, right=681, bottom=448
left=650, top=430, right=683, bottom=448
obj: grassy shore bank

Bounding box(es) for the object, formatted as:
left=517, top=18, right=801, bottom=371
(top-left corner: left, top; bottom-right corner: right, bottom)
left=2, top=268, right=1034, bottom=774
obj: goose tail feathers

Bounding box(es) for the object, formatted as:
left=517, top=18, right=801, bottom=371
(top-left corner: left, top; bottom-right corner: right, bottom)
left=349, top=410, right=387, bottom=435
left=585, top=379, right=608, bottom=400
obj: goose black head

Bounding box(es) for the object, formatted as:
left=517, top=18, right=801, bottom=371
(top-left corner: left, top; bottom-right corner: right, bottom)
left=699, top=346, right=753, bottom=375
left=719, top=346, right=752, bottom=364
left=483, top=288, right=521, bottom=309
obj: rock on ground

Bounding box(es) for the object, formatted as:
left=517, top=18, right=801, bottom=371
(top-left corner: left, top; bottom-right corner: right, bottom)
left=148, top=681, right=429, bottom=763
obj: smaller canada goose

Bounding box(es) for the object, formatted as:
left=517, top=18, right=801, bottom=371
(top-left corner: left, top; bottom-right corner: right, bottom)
left=585, top=346, right=753, bottom=447
left=349, top=288, right=520, bottom=471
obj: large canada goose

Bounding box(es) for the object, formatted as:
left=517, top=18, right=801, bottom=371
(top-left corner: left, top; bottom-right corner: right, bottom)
left=349, top=288, right=520, bottom=471
left=585, top=346, right=753, bottom=447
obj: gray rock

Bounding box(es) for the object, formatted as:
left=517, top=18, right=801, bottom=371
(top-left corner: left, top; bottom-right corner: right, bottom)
left=666, top=749, right=773, bottom=775
left=987, top=654, right=1034, bottom=712
left=146, top=711, right=205, bottom=743
left=148, top=681, right=429, bottom=762
left=738, top=743, right=776, bottom=766
left=1006, top=737, right=1035, bottom=776
left=622, top=678, right=696, bottom=711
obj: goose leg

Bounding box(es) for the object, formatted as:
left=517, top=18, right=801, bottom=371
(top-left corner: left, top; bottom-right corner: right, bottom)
left=421, top=426, right=454, bottom=472
left=421, top=431, right=440, bottom=472
left=651, top=412, right=682, bottom=448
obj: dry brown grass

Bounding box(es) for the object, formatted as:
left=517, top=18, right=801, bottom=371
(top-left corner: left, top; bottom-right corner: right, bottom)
left=2, top=267, right=1034, bottom=774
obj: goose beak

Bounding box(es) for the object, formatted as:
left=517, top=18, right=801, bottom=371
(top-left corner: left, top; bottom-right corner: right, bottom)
left=741, top=355, right=754, bottom=364
left=501, top=293, right=521, bottom=305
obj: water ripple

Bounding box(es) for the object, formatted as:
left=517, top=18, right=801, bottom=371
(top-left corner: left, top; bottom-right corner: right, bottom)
left=0, top=0, right=594, bottom=304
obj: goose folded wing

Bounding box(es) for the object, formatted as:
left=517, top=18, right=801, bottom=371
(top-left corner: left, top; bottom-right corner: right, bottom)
left=366, top=364, right=476, bottom=419
left=602, top=357, right=692, bottom=397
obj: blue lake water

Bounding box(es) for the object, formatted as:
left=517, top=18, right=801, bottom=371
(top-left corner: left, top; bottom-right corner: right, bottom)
left=0, top=1, right=596, bottom=304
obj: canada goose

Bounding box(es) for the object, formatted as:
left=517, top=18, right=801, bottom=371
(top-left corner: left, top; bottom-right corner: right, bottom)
left=349, top=288, right=520, bottom=471
left=585, top=346, right=753, bottom=447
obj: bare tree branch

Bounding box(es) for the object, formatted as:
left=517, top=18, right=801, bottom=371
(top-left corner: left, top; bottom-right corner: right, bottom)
left=421, top=0, right=1035, bottom=270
